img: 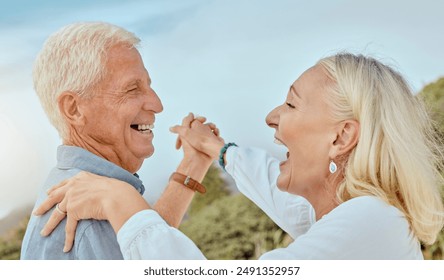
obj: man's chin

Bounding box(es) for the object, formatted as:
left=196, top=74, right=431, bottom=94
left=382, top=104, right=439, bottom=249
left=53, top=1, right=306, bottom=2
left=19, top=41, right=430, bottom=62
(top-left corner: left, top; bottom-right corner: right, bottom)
left=132, top=144, right=154, bottom=158
left=143, top=147, right=155, bottom=158
left=124, top=151, right=153, bottom=173
left=137, top=149, right=154, bottom=162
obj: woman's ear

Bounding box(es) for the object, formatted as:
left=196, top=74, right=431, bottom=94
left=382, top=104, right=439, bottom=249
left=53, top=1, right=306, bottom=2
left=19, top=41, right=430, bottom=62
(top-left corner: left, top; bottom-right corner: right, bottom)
left=329, top=119, right=360, bottom=158
left=57, top=92, right=84, bottom=125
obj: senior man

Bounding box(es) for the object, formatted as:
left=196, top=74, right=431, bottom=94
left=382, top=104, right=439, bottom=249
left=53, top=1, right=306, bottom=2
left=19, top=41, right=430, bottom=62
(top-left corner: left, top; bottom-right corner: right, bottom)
left=21, top=22, right=212, bottom=259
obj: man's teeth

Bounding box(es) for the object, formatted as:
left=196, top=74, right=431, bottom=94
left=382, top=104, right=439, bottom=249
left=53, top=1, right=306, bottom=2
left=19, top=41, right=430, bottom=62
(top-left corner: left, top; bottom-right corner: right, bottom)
left=274, top=138, right=284, bottom=145
left=137, top=124, right=154, bottom=131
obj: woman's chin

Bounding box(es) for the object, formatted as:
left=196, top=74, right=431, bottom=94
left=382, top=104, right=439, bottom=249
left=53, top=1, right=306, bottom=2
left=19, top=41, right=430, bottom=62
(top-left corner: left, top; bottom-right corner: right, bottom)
left=276, top=176, right=290, bottom=192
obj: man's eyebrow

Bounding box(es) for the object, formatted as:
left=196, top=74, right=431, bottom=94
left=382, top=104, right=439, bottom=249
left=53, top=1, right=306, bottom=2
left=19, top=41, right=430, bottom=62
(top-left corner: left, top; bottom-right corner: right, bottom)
left=123, top=79, right=142, bottom=88
left=290, top=85, right=301, bottom=99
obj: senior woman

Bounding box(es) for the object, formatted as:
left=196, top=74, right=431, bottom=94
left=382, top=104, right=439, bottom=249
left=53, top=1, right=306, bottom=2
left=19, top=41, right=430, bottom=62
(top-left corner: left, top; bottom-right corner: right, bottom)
left=35, top=53, right=444, bottom=259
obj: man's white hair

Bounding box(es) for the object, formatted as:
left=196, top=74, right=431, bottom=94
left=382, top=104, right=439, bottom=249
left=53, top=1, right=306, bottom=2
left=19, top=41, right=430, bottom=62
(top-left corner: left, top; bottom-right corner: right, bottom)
left=33, top=21, right=140, bottom=139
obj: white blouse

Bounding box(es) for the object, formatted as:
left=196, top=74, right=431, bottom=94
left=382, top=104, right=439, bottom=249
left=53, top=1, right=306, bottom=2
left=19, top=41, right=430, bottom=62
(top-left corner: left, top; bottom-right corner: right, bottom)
left=117, top=146, right=423, bottom=259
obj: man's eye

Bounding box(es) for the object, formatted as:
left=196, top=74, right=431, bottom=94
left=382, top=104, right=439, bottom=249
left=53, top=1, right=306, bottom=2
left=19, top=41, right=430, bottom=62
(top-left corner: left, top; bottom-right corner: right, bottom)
left=286, top=102, right=295, bottom=109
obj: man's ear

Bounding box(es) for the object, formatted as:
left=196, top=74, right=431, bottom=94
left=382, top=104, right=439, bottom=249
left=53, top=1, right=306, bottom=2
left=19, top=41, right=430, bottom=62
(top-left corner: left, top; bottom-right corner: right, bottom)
left=57, top=91, right=84, bottom=125
left=329, top=119, right=360, bottom=159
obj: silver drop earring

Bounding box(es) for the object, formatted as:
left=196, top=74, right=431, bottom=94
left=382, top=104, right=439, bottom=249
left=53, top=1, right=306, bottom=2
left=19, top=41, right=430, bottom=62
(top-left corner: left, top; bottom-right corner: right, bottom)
left=329, top=160, right=337, bottom=174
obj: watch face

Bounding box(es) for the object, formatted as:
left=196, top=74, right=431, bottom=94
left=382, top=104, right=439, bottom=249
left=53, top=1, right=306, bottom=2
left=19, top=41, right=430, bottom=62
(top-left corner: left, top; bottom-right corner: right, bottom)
left=184, top=176, right=191, bottom=186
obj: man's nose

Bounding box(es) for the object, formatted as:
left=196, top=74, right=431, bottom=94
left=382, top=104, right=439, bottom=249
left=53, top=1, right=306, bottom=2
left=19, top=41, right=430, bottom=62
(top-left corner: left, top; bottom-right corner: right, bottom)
left=143, top=88, right=163, bottom=113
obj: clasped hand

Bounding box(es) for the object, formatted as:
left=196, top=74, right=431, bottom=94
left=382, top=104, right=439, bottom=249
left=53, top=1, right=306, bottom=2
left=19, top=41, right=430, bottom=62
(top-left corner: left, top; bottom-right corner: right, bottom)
left=170, top=112, right=225, bottom=160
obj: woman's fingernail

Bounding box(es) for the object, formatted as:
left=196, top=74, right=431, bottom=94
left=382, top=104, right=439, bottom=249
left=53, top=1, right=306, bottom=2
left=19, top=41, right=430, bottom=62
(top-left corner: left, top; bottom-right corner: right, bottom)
left=40, top=229, right=47, bottom=236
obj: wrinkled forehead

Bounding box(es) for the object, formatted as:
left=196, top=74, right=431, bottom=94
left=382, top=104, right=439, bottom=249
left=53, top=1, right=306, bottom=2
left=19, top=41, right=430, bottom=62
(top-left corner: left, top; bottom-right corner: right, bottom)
left=95, top=45, right=149, bottom=92
left=291, top=65, right=334, bottom=96
left=302, top=64, right=333, bottom=85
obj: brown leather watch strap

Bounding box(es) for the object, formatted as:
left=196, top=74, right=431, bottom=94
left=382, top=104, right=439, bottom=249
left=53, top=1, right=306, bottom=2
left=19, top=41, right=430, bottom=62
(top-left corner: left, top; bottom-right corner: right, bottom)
left=169, top=172, right=206, bottom=194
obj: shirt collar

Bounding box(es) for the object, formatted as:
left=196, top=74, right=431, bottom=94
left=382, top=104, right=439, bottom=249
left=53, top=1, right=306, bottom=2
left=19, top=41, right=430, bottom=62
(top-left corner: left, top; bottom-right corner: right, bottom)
left=56, top=145, right=145, bottom=195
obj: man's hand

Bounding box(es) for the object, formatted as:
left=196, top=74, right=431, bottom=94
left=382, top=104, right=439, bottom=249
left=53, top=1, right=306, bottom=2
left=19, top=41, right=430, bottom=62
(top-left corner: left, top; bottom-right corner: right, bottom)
left=170, top=113, right=225, bottom=160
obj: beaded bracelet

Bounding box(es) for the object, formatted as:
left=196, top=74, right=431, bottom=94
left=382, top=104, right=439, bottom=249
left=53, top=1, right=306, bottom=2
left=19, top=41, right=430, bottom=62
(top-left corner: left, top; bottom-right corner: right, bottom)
left=218, top=142, right=238, bottom=171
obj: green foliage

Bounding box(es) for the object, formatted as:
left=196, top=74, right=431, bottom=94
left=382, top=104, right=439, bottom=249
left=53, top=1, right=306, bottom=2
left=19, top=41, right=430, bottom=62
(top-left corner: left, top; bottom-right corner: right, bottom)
left=419, top=77, right=444, bottom=137
left=419, top=77, right=444, bottom=260
left=180, top=194, right=290, bottom=260
left=187, top=164, right=230, bottom=217
left=0, top=217, right=28, bottom=260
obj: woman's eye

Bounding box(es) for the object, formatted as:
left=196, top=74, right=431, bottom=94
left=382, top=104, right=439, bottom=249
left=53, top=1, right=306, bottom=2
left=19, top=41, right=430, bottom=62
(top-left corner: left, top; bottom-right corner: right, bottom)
left=286, top=102, right=295, bottom=109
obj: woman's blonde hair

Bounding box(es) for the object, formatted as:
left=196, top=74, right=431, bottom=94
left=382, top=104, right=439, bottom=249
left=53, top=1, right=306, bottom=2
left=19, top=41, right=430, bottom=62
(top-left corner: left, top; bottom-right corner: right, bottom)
left=33, top=22, right=140, bottom=139
left=318, top=53, right=444, bottom=245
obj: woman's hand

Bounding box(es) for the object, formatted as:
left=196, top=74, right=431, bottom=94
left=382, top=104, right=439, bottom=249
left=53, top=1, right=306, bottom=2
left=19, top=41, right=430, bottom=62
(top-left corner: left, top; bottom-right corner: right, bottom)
left=170, top=113, right=225, bottom=160
left=33, top=171, right=150, bottom=252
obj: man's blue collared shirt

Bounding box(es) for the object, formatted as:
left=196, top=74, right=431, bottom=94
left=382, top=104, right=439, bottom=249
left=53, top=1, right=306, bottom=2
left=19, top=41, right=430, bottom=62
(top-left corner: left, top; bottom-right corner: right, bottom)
left=21, top=145, right=145, bottom=259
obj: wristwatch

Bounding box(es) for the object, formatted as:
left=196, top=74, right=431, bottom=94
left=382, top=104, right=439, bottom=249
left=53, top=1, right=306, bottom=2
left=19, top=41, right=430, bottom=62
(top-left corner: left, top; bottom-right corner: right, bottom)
left=169, top=172, right=206, bottom=194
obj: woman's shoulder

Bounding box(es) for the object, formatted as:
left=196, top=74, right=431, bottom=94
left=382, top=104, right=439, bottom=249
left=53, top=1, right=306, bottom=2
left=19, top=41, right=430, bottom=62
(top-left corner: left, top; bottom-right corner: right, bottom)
left=331, top=195, right=402, bottom=218
left=320, top=195, right=411, bottom=241
left=323, top=196, right=406, bottom=227
left=275, top=196, right=422, bottom=259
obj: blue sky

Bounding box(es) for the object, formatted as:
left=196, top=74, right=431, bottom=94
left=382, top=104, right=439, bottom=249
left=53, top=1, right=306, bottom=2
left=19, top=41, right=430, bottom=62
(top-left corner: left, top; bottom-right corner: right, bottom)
left=1, top=0, right=444, bottom=219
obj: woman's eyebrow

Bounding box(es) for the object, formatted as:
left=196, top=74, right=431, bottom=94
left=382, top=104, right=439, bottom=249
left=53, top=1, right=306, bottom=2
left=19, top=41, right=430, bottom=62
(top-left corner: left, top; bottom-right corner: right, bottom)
left=290, top=85, right=301, bottom=99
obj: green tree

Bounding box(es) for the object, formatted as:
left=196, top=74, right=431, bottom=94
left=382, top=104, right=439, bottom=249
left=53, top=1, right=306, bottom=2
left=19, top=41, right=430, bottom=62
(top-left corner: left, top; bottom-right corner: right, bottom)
left=419, top=77, right=444, bottom=137
left=187, top=164, right=230, bottom=216
left=0, top=217, right=28, bottom=260
left=419, top=76, right=444, bottom=260
left=180, top=194, right=290, bottom=260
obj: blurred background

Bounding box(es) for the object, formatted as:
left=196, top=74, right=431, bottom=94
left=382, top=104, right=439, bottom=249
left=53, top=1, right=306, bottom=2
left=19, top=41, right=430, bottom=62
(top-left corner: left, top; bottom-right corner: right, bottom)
left=0, top=0, right=443, bottom=259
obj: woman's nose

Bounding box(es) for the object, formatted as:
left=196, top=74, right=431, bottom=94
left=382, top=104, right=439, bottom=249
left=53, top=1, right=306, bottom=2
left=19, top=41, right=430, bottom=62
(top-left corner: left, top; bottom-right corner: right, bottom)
left=265, top=105, right=280, bottom=129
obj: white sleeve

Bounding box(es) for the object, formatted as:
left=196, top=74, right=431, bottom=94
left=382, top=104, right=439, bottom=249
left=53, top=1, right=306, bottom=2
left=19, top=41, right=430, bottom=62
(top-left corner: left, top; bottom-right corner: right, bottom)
left=225, top=146, right=315, bottom=239
left=117, top=210, right=206, bottom=260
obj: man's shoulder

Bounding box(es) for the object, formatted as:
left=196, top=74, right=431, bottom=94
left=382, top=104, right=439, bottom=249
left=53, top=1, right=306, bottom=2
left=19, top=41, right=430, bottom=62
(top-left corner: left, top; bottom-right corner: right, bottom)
left=21, top=163, right=125, bottom=259
left=20, top=214, right=73, bottom=259
left=21, top=215, right=121, bottom=259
